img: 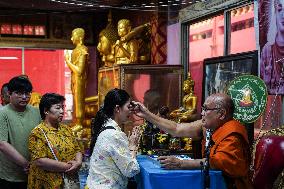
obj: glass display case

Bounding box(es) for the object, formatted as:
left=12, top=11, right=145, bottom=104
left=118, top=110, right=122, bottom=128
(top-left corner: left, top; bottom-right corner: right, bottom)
left=98, top=64, right=183, bottom=112
left=98, top=64, right=183, bottom=135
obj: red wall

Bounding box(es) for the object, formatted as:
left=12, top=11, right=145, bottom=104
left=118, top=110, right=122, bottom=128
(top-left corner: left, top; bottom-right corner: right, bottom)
left=0, top=48, right=65, bottom=96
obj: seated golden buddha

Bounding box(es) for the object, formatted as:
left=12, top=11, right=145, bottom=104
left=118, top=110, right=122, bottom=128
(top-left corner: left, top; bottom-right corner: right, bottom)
left=169, top=73, right=199, bottom=123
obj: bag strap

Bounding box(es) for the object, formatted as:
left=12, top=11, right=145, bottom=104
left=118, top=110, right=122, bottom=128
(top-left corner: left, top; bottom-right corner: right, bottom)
left=38, top=126, right=58, bottom=161
left=38, top=126, right=69, bottom=179
left=98, top=126, right=115, bottom=135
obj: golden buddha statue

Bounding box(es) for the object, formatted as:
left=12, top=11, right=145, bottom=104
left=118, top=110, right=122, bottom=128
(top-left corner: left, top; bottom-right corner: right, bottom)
left=240, top=88, right=253, bottom=106
left=113, top=19, right=150, bottom=64
left=169, top=73, right=198, bottom=123
left=97, top=11, right=119, bottom=67
left=29, top=92, right=42, bottom=107
left=65, top=28, right=88, bottom=131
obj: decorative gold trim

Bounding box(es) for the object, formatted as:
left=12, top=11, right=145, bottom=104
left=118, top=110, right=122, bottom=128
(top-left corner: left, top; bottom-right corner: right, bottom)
left=85, top=95, right=98, bottom=103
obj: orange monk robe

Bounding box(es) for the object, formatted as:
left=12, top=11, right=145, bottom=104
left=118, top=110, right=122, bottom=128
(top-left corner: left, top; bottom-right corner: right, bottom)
left=209, top=120, right=253, bottom=189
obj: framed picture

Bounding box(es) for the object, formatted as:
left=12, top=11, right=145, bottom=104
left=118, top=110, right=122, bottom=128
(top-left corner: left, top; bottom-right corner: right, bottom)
left=202, top=51, right=258, bottom=103
left=258, top=0, right=284, bottom=94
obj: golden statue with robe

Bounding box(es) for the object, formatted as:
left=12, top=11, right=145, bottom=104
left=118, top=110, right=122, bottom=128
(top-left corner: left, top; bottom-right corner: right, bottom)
left=65, top=28, right=88, bottom=130
left=29, top=92, right=42, bottom=107
left=97, top=15, right=150, bottom=67
left=113, top=19, right=150, bottom=64
left=169, top=73, right=198, bottom=123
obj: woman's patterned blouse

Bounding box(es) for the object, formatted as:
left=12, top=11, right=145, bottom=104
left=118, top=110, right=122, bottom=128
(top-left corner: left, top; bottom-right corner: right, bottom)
left=86, top=119, right=140, bottom=189
left=28, top=122, right=81, bottom=189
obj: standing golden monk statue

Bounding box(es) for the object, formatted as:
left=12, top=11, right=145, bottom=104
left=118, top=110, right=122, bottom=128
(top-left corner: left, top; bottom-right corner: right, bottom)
left=65, top=28, right=88, bottom=129
left=169, top=73, right=199, bottom=123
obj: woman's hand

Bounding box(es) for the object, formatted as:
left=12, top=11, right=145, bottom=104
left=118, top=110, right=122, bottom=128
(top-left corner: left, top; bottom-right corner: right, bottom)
left=128, top=126, right=143, bottom=150
left=65, top=152, right=82, bottom=173
left=65, top=160, right=82, bottom=174
left=23, top=162, right=30, bottom=174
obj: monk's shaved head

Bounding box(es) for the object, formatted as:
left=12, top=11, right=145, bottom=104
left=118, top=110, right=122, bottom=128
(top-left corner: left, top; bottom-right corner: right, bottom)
left=207, top=93, right=234, bottom=118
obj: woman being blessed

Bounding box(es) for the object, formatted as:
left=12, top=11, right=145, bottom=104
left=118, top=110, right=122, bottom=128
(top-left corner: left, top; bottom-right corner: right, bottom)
left=86, top=88, right=141, bottom=189
left=28, top=93, right=82, bottom=189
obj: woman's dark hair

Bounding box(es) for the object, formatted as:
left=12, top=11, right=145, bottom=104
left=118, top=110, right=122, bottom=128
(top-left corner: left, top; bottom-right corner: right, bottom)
left=90, top=88, right=130, bottom=154
left=8, top=76, right=33, bottom=93
left=39, top=93, right=65, bottom=120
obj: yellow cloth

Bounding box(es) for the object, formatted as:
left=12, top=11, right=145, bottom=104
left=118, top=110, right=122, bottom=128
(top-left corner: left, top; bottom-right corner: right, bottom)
left=28, top=122, right=81, bottom=189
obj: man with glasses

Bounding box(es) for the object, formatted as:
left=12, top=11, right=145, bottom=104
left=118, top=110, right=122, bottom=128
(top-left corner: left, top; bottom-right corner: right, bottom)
left=0, top=76, right=41, bottom=189
left=132, top=93, right=253, bottom=189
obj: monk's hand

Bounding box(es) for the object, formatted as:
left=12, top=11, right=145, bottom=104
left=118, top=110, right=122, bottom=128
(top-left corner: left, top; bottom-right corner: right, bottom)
left=130, top=101, right=150, bottom=118
left=158, top=156, right=182, bottom=170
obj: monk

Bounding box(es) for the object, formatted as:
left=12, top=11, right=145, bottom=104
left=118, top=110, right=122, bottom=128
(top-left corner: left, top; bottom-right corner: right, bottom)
left=131, top=93, right=253, bottom=189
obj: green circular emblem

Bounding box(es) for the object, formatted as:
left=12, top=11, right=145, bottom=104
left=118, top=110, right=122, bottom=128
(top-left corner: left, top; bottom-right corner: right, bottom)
left=226, top=75, right=267, bottom=123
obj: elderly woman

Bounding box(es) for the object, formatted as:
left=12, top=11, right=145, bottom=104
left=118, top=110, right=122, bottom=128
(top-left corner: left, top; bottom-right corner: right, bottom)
left=86, top=88, right=141, bottom=189
left=28, top=93, right=82, bottom=189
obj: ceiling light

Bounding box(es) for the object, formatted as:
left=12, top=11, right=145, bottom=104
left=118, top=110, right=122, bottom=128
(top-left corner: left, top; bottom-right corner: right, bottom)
left=0, top=57, right=18, bottom=60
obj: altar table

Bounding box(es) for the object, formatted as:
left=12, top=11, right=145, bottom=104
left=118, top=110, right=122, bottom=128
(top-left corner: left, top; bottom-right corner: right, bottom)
left=136, top=155, right=227, bottom=189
